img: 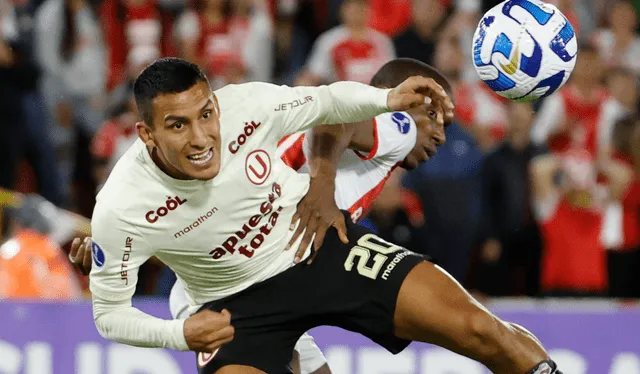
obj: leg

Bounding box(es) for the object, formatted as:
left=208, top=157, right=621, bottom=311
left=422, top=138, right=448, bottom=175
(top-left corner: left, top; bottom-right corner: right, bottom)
left=294, top=333, right=331, bottom=374
left=291, top=351, right=302, bottom=374
left=310, top=364, right=331, bottom=374
left=214, top=366, right=266, bottom=374
left=393, top=261, right=550, bottom=374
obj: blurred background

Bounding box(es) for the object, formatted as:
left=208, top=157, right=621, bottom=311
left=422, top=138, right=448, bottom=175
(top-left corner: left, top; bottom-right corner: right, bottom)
left=0, top=0, right=639, bottom=372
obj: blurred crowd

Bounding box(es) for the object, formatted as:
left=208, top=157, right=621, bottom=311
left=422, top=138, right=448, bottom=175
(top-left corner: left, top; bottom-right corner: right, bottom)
left=0, top=0, right=639, bottom=300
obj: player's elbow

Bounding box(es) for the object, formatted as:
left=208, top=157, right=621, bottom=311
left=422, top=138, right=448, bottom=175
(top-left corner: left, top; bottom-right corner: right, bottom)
left=94, top=314, right=116, bottom=341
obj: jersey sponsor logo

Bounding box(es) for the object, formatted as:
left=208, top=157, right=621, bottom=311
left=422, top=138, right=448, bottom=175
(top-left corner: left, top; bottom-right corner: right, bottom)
left=174, top=206, right=219, bottom=239
left=274, top=96, right=313, bottom=112
left=209, top=182, right=283, bottom=259
left=391, top=112, right=411, bottom=135
left=228, top=121, right=262, bottom=154
left=121, top=237, right=133, bottom=285
left=197, top=349, right=219, bottom=368
left=245, top=150, right=271, bottom=185
left=145, top=196, right=188, bottom=224
left=92, top=242, right=106, bottom=268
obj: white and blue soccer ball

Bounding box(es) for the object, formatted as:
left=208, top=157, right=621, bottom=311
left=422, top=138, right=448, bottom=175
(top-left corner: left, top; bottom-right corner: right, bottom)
left=472, top=0, right=578, bottom=102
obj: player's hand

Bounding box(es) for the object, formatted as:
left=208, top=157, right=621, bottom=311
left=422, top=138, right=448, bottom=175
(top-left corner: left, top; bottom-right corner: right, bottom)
left=69, top=236, right=93, bottom=275
left=184, top=309, right=235, bottom=353
left=387, top=76, right=455, bottom=124
left=286, top=176, right=348, bottom=264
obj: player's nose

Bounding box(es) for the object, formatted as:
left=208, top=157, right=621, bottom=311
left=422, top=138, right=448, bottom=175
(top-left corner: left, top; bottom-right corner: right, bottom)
left=189, top=123, right=209, bottom=149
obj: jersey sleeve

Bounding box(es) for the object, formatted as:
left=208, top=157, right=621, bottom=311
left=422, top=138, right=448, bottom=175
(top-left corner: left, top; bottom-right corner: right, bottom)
left=256, top=81, right=391, bottom=139
left=361, top=112, right=417, bottom=163
left=89, top=204, right=154, bottom=302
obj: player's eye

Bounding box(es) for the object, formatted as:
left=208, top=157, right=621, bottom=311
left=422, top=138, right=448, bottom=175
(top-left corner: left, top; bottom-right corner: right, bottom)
left=202, top=111, right=212, bottom=120
left=172, top=122, right=183, bottom=130
left=427, top=110, right=437, bottom=118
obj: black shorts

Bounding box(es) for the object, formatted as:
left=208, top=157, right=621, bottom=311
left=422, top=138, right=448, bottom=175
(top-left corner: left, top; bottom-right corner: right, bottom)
left=196, top=211, right=427, bottom=373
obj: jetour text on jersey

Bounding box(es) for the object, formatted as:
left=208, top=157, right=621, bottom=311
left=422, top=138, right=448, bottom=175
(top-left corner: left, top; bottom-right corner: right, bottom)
left=209, top=182, right=283, bottom=260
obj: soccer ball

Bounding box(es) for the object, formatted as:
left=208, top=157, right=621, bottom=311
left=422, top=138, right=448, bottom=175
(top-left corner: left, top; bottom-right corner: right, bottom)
left=471, top=0, right=578, bottom=102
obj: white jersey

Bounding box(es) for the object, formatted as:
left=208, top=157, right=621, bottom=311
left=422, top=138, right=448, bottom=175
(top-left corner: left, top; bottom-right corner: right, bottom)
left=89, top=81, right=390, bottom=350
left=277, top=111, right=417, bottom=222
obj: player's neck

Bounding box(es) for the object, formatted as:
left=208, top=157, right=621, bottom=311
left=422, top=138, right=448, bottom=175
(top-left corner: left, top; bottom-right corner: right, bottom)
left=147, top=146, right=193, bottom=180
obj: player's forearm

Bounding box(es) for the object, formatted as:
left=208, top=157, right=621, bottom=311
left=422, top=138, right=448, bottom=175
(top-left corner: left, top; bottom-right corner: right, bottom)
left=92, top=297, right=189, bottom=351
left=308, top=124, right=354, bottom=179
left=320, top=81, right=391, bottom=125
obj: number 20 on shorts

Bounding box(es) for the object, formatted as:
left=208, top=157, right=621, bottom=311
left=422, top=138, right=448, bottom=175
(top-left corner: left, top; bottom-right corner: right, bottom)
left=344, top=234, right=403, bottom=280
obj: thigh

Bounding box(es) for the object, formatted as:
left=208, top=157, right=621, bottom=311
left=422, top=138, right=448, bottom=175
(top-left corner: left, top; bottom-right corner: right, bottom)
left=393, top=261, right=496, bottom=355
left=294, top=333, right=327, bottom=374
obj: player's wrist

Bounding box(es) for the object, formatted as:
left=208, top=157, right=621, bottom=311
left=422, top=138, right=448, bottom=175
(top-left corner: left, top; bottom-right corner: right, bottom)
left=172, top=318, right=190, bottom=351
left=379, top=88, right=393, bottom=111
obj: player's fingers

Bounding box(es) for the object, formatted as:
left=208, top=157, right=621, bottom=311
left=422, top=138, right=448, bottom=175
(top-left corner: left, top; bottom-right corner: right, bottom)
left=82, top=240, right=92, bottom=275
left=290, top=210, right=300, bottom=230
left=205, top=333, right=234, bottom=352
left=295, top=215, right=318, bottom=264
left=311, top=224, right=328, bottom=253
left=286, top=213, right=308, bottom=251
left=335, top=217, right=349, bottom=244
left=405, top=93, right=428, bottom=108
left=290, top=202, right=305, bottom=229
left=420, top=78, right=446, bottom=100
left=207, top=325, right=235, bottom=346
left=69, top=237, right=81, bottom=258
left=220, top=309, right=231, bottom=320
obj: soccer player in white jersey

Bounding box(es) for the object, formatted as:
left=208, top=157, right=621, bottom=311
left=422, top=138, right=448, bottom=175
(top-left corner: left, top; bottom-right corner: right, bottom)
left=87, top=57, right=564, bottom=374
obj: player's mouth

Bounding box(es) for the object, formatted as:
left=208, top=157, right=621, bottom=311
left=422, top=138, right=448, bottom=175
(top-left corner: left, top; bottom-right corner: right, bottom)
left=425, top=146, right=437, bottom=158
left=187, top=148, right=214, bottom=166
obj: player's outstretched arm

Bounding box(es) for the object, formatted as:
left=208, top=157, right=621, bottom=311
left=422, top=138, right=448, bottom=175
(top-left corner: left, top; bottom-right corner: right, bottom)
left=265, top=76, right=453, bottom=138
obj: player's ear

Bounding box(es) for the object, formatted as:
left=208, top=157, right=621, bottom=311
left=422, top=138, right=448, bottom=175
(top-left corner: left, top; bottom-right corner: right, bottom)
left=136, top=121, right=156, bottom=148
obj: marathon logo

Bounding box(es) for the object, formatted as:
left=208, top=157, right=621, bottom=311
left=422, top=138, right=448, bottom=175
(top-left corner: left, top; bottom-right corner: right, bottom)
left=209, top=182, right=283, bottom=260
left=174, top=206, right=219, bottom=238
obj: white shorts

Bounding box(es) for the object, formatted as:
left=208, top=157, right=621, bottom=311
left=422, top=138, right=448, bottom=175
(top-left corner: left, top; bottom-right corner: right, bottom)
left=169, top=281, right=328, bottom=373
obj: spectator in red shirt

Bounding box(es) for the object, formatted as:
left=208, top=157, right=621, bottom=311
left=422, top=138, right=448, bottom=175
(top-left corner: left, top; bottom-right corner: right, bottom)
left=295, top=0, right=395, bottom=85
left=101, top=0, right=175, bottom=90
left=531, top=150, right=632, bottom=296
left=605, top=116, right=640, bottom=297
left=531, top=43, right=608, bottom=158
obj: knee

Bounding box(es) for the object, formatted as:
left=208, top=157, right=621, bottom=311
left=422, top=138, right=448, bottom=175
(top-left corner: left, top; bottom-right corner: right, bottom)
left=461, top=309, right=509, bottom=358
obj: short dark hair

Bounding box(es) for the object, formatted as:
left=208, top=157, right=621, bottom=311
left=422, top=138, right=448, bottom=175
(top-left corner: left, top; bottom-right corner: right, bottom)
left=133, top=57, right=210, bottom=126
left=370, top=58, right=453, bottom=101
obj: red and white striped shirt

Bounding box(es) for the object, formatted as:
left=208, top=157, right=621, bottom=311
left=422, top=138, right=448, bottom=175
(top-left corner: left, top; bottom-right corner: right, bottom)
left=277, top=111, right=417, bottom=222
